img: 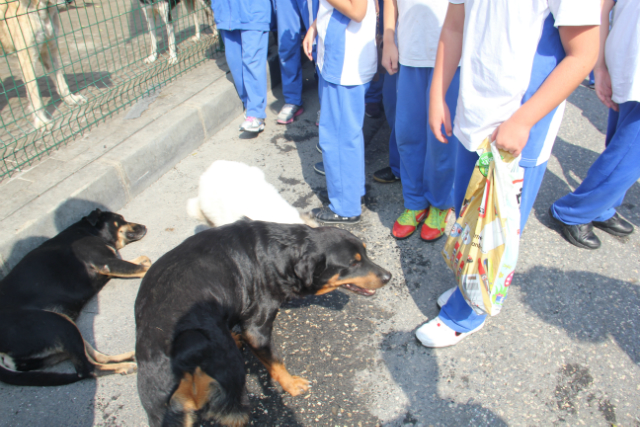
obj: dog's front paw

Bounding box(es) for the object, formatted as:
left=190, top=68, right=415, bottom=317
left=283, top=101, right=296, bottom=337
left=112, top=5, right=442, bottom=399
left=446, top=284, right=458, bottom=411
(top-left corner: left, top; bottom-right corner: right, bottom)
left=116, top=362, right=137, bottom=375
left=283, top=376, right=310, bottom=397
left=134, top=255, right=152, bottom=268
left=33, top=111, right=52, bottom=130
left=190, top=34, right=201, bottom=42
left=63, top=93, right=87, bottom=106
left=168, top=54, right=178, bottom=65
left=144, top=54, right=158, bottom=64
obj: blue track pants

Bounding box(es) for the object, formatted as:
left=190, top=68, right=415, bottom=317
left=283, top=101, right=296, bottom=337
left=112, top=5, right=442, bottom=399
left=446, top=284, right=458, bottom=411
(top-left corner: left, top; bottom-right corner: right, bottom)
left=318, top=73, right=369, bottom=217
left=366, top=77, right=383, bottom=104
left=220, top=29, right=269, bottom=119
left=276, top=0, right=311, bottom=106
left=396, top=65, right=459, bottom=210
left=551, top=101, right=640, bottom=225
left=381, top=71, right=400, bottom=177
left=440, top=144, right=549, bottom=332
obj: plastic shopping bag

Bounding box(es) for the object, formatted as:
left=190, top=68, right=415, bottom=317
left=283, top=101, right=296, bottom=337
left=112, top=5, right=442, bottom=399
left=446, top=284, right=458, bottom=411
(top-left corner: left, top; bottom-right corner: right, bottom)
left=442, top=137, right=524, bottom=316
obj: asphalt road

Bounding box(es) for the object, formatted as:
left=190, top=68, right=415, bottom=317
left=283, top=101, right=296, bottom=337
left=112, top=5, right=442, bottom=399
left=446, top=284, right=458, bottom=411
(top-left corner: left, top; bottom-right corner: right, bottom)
left=1, top=62, right=638, bottom=427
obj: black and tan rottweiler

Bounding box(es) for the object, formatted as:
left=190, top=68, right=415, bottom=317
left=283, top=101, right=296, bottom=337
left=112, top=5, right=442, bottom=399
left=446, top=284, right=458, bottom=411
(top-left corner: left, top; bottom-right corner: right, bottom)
left=135, top=220, right=392, bottom=427
left=0, top=209, right=150, bottom=386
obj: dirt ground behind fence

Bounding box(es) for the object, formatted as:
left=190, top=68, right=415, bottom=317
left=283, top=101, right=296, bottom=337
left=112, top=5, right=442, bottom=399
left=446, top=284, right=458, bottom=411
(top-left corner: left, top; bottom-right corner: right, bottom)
left=0, top=0, right=218, bottom=181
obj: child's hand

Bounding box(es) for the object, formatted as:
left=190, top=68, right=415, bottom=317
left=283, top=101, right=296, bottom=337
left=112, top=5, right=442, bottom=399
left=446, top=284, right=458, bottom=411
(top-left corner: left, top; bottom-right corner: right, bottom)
left=303, top=21, right=318, bottom=62
left=594, top=66, right=619, bottom=112
left=381, top=38, right=398, bottom=75
left=491, top=115, right=532, bottom=157
left=428, top=97, right=452, bottom=143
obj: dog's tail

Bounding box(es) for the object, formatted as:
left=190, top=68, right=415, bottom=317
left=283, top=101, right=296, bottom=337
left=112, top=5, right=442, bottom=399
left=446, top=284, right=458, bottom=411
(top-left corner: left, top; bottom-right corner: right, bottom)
left=0, top=365, right=84, bottom=386
left=186, top=198, right=207, bottom=223
left=163, top=330, right=249, bottom=427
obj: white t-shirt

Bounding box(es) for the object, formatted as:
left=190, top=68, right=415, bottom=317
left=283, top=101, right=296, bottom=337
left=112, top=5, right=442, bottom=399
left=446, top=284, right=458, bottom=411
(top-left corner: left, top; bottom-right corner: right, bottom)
left=397, top=0, right=448, bottom=67
left=316, top=0, right=378, bottom=86
left=605, top=0, right=640, bottom=104
left=450, top=0, right=600, bottom=152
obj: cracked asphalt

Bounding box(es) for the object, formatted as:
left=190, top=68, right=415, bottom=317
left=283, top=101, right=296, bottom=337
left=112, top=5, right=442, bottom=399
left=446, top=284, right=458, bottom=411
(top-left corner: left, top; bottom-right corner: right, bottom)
left=0, top=62, right=638, bottom=427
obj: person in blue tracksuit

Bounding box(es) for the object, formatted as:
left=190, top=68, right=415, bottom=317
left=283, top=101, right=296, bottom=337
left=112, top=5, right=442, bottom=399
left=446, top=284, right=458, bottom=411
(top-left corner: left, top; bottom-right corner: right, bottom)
left=275, top=0, right=318, bottom=124
left=212, top=0, right=272, bottom=133
left=371, top=70, right=401, bottom=183
left=303, top=0, right=378, bottom=224
left=550, top=0, right=637, bottom=249
left=381, top=0, right=459, bottom=243
left=420, top=1, right=599, bottom=348
left=363, top=0, right=385, bottom=119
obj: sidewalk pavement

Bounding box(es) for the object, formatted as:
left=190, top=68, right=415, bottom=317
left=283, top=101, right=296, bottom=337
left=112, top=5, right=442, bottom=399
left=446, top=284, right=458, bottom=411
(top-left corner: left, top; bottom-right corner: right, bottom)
left=0, top=49, right=281, bottom=278
left=0, top=58, right=638, bottom=427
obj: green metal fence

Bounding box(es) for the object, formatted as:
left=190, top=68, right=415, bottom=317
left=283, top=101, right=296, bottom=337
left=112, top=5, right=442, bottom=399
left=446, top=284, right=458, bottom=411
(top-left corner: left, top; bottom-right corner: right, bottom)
left=0, top=0, right=221, bottom=182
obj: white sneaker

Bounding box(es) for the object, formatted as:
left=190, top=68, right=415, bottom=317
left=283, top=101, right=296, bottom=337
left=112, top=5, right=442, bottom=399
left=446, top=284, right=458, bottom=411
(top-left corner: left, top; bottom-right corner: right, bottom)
left=277, top=104, right=304, bottom=124
left=239, top=117, right=265, bottom=133
left=415, top=316, right=485, bottom=348
left=437, top=287, right=457, bottom=308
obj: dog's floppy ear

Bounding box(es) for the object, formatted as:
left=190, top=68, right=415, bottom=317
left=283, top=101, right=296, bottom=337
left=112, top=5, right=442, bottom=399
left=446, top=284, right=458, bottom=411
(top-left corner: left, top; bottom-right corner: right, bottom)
left=85, top=209, right=103, bottom=226
left=294, top=251, right=326, bottom=288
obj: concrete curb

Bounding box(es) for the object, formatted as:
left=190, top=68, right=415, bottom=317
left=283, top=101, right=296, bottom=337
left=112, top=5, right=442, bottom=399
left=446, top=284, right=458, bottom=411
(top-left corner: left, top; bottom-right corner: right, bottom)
left=0, top=50, right=281, bottom=277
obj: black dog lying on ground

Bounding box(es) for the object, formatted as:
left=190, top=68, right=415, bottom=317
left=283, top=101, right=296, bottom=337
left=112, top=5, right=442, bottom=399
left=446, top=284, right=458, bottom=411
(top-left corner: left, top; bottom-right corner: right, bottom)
left=135, top=220, right=391, bottom=427
left=0, top=209, right=150, bottom=386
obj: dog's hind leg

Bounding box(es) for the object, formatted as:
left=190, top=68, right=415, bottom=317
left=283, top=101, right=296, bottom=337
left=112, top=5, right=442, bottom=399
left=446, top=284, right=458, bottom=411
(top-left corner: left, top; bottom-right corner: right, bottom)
left=184, top=0, right=200, bottom=42
left=0, top=311, right=94, bottom=385
left=91, top=360, right=137, bottom=376
left=157, top=2, right=177, bottom=64
left=142, top=6, right=159, bottom=64
left=43, top=7, right=86, bottom=107
left=84, top=341, right=135, bottom=364
left=40, top=41, right=87, bottom=107
left=15, top=43, right=51, bottom=129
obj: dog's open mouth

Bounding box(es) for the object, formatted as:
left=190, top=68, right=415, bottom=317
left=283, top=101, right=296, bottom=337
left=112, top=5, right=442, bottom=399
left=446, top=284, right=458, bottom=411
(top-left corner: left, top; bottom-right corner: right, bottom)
left=342, top=284, right=376, bottom=296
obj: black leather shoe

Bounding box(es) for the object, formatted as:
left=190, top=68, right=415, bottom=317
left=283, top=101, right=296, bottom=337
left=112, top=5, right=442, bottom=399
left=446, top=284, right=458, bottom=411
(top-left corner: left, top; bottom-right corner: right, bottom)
left=592, top=212, right=634, bottom=237
left=311, top=207, right=360, bottom=224
left=549, top=207, right=601, bottom=250
left=316, top=189, right=365, bottom=205
left=373, top=166, right=400, bottom=183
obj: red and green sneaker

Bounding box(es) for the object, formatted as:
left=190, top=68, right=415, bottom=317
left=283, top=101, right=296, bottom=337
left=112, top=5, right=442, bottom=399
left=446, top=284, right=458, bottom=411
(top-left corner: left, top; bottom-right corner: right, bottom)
left=420, top=207, right=453, bottom=241
left=392, top=209, right=427, bottom=239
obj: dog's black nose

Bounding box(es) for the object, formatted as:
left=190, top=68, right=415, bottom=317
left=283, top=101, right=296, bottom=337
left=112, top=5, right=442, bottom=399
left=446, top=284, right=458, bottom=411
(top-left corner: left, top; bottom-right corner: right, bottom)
left=380, top=270, right=392, bottom=284
left=137, top=224, right=147, bottom=234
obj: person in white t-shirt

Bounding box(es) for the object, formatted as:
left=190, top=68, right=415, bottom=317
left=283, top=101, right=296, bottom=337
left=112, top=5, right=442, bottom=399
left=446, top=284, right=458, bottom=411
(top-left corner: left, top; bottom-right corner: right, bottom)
left=550, top=0, right=638, bottom=248
left=418, top=0, right=600, bottom=348
left=303, top=0, right=378, bottom=224
left=381, top=0, right=459, bottom=242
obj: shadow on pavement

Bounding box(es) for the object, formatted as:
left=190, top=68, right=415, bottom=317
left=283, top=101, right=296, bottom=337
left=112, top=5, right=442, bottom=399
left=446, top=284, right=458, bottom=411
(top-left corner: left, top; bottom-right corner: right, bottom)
left=378, top=329, right=508, bottom=427
left=566, top=86, right=609, bottom=135
left=517, top=267, right=640, bottom=365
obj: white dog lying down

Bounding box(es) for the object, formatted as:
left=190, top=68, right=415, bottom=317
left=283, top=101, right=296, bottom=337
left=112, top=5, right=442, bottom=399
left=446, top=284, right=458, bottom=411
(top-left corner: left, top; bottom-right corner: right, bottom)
left=187, top=160, right=317, bottom=227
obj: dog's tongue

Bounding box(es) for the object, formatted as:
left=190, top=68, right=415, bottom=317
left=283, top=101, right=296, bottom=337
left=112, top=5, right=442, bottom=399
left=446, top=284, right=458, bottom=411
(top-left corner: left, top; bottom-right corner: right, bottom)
left=342, top=284, right=376, bottom=296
